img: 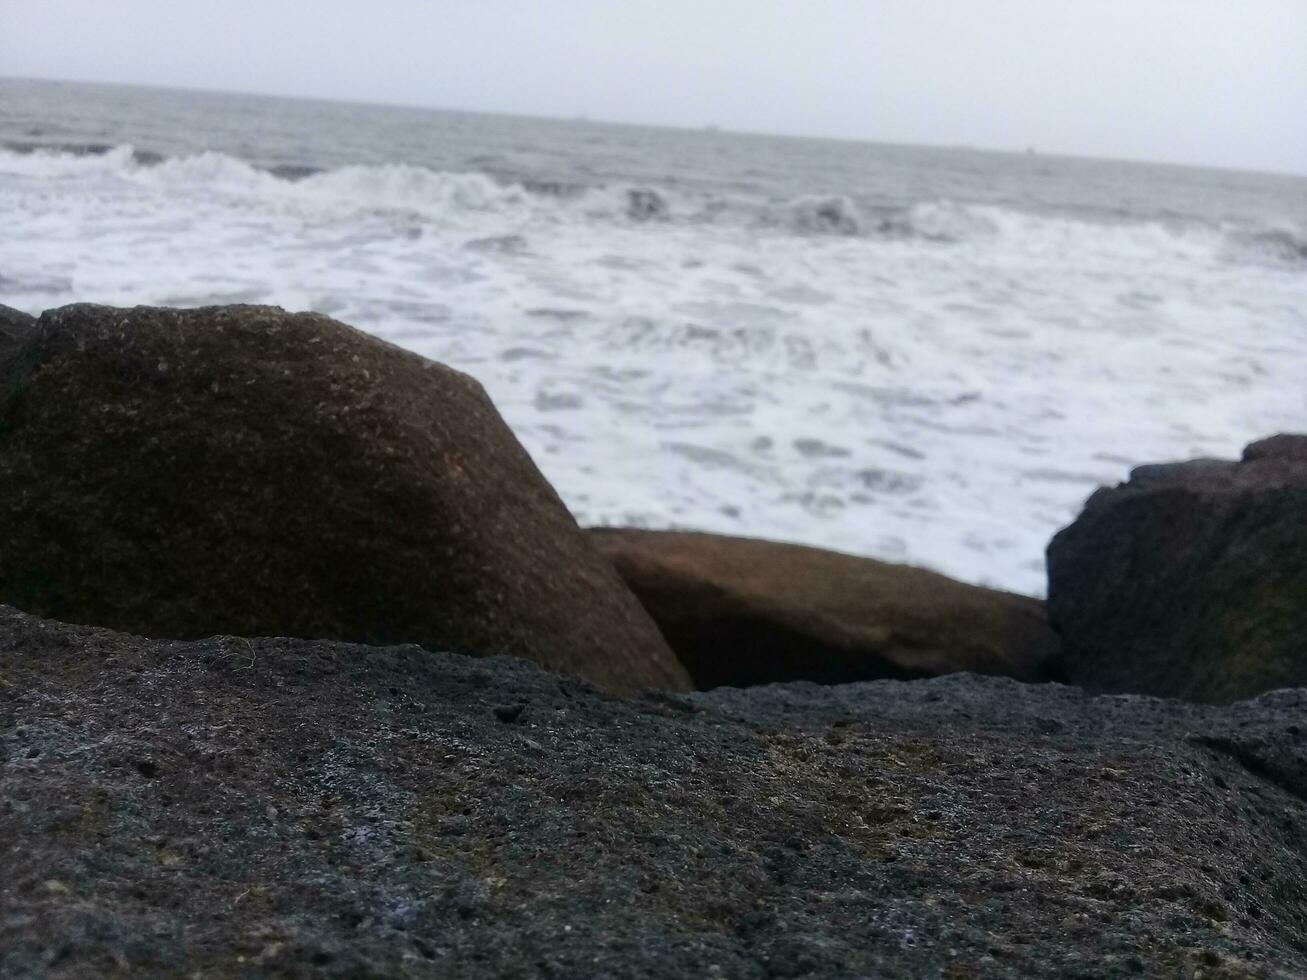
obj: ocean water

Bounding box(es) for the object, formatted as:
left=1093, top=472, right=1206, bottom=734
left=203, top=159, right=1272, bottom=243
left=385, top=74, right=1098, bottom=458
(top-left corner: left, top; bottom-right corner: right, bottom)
left=2, top=77, right=1305, bottom=596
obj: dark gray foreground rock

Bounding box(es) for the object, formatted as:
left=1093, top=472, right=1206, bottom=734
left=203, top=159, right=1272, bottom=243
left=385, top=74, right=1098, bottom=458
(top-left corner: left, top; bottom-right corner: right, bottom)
left=0, top=304, right=36, bottom=347
left=590, top=528, right=1059, bottom=689
left=1047, top=434, right=1307, bottom=704
left=0, top=304, right=689, bottom=696
left=3, top=606, right=1306, bottom=977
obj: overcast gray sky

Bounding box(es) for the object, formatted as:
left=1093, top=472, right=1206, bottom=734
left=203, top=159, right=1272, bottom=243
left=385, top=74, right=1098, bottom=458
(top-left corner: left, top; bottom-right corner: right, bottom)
left=3, top=0, right=1304, bottom=174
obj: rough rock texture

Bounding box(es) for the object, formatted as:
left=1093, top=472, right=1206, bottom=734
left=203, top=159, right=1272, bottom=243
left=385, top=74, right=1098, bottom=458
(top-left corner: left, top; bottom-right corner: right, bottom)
left=0, top=305, right=689, bottom=696
left=590, top=528, right=1059, bottom=689
left=0, top=304, right=36, bottom=348
left=3, top=605, right=1307, bottom=978
left=1047, top=435, right=1307, bottom=704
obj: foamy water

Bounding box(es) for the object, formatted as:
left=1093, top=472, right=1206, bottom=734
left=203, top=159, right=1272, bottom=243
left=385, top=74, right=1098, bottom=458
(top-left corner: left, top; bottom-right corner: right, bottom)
left=3, top=79, right=1305, bottom=595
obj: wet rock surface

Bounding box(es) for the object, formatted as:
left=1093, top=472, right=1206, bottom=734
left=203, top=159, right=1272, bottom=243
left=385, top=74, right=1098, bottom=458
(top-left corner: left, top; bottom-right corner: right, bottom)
left=3, top=605, right=1306, bottom=978
left=1047, top=434, right=1307, bottom=704
left=591, top=528, right=1059, bottom=689
left=0, top=305, right=688, bottom=696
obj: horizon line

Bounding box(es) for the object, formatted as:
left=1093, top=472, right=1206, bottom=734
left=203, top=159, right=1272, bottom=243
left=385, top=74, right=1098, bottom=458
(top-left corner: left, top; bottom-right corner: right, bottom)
left=5, top=72, right=1306, bottom=181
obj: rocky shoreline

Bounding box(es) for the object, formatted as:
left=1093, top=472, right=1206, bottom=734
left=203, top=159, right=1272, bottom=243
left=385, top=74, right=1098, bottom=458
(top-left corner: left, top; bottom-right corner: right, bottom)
left=2, top=304, right=1305, bottom=977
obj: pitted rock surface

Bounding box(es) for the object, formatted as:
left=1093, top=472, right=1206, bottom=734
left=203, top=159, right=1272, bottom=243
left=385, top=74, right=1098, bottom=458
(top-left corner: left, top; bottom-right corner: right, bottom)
left=3, top=605, right=1306, bottom=978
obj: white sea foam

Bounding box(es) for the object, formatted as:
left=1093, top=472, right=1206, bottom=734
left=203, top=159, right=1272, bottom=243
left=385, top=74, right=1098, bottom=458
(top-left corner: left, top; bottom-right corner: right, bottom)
left=3, top=144, right=1305, bottom=595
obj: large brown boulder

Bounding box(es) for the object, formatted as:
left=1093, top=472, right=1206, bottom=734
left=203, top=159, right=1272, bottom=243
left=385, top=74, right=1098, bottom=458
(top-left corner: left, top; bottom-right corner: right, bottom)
left=1046, top=434, right=1307, bottom=703
left=0, top=304, right=691, bottom=695
left=589, top=527, right=1059, bottom=688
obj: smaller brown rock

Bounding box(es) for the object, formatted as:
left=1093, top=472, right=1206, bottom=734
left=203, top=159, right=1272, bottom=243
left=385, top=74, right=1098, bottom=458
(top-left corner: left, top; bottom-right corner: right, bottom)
left=589, top=528, right=1059, bottom=689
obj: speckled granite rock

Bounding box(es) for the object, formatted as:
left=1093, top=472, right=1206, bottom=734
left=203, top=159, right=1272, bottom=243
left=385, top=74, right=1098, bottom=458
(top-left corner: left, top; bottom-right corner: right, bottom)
left=1047, top=434, right=1307, bottom=704
left=2, top=605, right=1305, bottom=978
left=0, top=304, right=689, bottom=696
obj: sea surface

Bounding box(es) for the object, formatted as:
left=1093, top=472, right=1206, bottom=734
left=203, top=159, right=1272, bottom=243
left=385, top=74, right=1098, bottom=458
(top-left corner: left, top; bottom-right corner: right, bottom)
left=3, top=77, right=1305, bottom=596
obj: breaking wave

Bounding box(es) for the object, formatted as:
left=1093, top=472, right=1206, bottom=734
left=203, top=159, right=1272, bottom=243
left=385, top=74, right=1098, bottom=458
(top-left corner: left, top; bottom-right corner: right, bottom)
left=1, top=142, right=1300, bottom=267
left=783, top=195, right=867, bottom=236
left=1219, top=227, right=1307, bottom=268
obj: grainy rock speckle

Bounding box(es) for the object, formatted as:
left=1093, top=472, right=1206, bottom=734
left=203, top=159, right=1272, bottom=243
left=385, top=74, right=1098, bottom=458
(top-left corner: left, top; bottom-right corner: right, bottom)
left=2, top=604, right=1307, bottom=978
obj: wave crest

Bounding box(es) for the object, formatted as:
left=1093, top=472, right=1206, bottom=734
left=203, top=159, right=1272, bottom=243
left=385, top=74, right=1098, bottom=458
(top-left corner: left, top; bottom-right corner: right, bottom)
left=784, top=195, right=866, bottom=236
left=1219, top=226, right=1307, bottom=268
left=0, top=141, right=140, bottom=177
left=1, top=144, right=1301, bottom=271
left=898, top=201, right=999, bottom=243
